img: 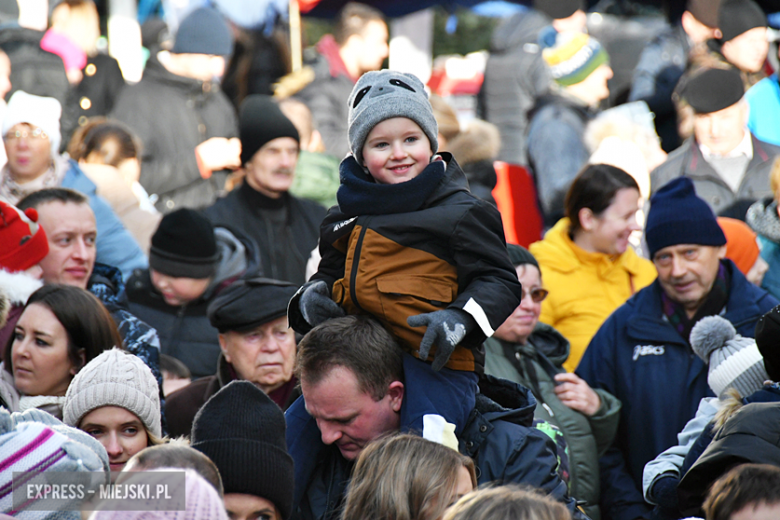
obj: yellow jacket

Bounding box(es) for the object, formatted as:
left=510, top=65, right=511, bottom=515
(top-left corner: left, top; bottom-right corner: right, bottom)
left=529, top=218, right=657, bottom=372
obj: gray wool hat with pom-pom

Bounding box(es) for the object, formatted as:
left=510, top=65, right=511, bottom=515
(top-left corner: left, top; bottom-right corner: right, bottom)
left=690, top=316, right=768, bottom=398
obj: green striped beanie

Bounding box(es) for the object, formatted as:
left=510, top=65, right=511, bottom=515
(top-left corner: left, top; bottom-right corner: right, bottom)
left=542, top=31, right=609, bottom=87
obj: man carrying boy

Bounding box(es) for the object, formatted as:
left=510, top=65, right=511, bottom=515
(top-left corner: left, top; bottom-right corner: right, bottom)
left=289, top=70, right=522, bottom=444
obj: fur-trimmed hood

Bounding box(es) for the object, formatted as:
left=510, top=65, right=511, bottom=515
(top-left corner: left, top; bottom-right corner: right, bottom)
left=448, top=119, right=501, bottom=166
left=0, top=269, right=42, bottom=306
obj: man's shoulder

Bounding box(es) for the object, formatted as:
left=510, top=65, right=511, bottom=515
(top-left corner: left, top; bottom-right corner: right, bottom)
left=165, top=376, right=218, bottom=438
left=289, top=193, right=328, bottom=220
left=651, top=140, right=692, bottom=187
left=753, top=136, right=780, bottom=161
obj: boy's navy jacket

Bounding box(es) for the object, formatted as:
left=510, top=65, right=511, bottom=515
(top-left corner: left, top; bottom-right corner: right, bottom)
left=285, top=373, right=586, bottom=520
left=576, top=260, right=777, bottom=520
left=289, top=153, right=522, bottom=373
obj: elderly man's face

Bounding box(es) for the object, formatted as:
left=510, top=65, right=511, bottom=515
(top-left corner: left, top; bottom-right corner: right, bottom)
left=693, top=101, right=748, bottom=156
left=244, top=137, right=299, bottom=199
left=36, top=201, right=97, bottom=289
left=4, top=123, right=52, bottom=183
left=302, top=365, right=403, bottom=461
left=653, top=244, right=727, bottom=317
left=224, top=493, right=282, bottom=520
left=219, top=316, right=296, bottom=394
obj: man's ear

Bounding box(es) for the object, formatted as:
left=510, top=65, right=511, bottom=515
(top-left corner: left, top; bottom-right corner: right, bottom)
left=387, top=381, right=404, bottom=412
left=717, top=245, right=728, bottom=259
left=218, top=334, right=232, bottom=363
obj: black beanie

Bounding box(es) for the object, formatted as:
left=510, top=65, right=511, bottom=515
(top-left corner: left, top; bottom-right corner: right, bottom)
left=191, top=381, right=295, bottom=520
left=755, top=305, right=780, bottom=381
left=149, top=209, right=219, bottom=279
left=507, top=244, right=539, bottom=270
left=240, top=95, right=300, bottom=165
left=208, top=277, right=299, bottom=333
left=534, top=0, right=585, bottom=19
left=718, top=0, right=766, bottom=43
left=681, top=67, right=744, bottom=114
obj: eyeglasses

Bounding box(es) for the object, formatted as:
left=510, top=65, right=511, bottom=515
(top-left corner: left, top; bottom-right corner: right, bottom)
left=522, top=287, right=549, bottom=303
left=3, top=128, right=48, bottom=142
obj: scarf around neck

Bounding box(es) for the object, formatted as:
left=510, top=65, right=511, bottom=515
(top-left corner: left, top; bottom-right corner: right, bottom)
left=662, top=261, right=730, bottom=343
left=336, top=155, right=446, bottom=216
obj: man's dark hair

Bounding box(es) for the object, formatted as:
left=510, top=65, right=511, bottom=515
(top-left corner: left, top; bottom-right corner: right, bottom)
left=333, top=2, right=385, bottom=46
left=295, top=315, right=403, bottom=400
left=124, top=443, right=224, bottom=496
left=159, top=353, right=192, bottom=380
left=703, top=463, right=780, bottom=520
left=16, top=187, right=89, bottom=211
left=565, top=163, right=640, bottom=236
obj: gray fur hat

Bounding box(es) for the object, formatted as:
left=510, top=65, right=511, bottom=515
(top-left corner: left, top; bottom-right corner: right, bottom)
left=347, top=70, right=438, bottom=164
left=690, top=316, right=768, bottom=398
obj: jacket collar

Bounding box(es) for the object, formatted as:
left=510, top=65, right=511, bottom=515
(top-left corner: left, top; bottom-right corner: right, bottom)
left=687, top=134, right=770, bottom=182
left=626, top=260, right=765, bottom=344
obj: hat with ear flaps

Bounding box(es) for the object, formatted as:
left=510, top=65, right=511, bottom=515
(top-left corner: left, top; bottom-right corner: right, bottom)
left=690, top=315, right=768, bottom=397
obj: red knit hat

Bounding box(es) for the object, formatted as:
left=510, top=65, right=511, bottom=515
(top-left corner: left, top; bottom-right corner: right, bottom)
left=0, top=201, right=49, bottom=272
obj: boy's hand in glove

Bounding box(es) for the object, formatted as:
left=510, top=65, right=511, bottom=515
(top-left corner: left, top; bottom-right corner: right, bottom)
left=300, top=280, right=345, bottom=327
left=407, top=309, right=475, bottom=371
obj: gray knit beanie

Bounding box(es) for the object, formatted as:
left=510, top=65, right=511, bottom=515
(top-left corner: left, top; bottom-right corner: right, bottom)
left=64, top=348, right=162, bottom=438
left=690, top=316, right=768, bottom=398
left=348, top=70, right=438, bottom=164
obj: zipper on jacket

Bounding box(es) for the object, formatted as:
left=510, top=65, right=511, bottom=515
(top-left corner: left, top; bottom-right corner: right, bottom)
left=349, top=217, right=371, bottom=312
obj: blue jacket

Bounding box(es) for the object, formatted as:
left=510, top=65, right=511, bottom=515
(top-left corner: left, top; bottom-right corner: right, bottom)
left=61, top=159, right=148, bottom=280
left=746, top=74, right=780, bottom=147
left=576, top=260, right=777, bottom=520
left=286, top=372, right=585, bottom=520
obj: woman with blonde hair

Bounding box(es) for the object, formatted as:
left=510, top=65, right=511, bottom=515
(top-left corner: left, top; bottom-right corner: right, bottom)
left=342, top=434, right=477, bottom=520
left=442, top=485, right=571, bottom=520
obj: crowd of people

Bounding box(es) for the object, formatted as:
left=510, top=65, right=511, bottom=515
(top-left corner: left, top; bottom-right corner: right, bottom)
left=2, top=0, right=780, bottom=519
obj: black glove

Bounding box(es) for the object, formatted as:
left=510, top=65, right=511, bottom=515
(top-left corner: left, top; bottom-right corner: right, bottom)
left=407, top=308, right=475, bottom=371
left=299, top=280, right=345, bottom=327
left=649, top=473, right=680, bottom=511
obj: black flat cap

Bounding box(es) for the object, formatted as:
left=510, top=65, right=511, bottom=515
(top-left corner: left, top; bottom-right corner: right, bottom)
left=533, top=0, right=584, bottom=19
left=207, top=277, right=299, bottom=333
left=682, top=67, right=744, bottom=114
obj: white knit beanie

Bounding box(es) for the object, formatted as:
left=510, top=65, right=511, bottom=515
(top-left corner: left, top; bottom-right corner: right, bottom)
left=2, top=90, right=62, bottom=157
left=63, top=348, right=162, bottom=438
left=690, top=316, right=769, bottom=398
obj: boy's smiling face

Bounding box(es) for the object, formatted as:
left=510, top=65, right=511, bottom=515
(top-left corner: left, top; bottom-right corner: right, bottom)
left=362, top=117, right=432, bottom=185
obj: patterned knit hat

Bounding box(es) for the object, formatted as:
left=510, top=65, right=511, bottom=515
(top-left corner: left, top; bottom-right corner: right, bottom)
left=0, top=201, right=48, bottom=273
left=348, top=70, right=438, bottom=165
left=645, top=177, right=726, bottom=258
left=91, top=469, right=228, bottom=520
left=190, top=381, right=294, bottom=520
left=690, top=315, right=768, bottom=398
left=0, top=408, right=110, bottom=518
left=541, top=31, right=609, bottom=87
left=63, top=348, right=162, bottom=438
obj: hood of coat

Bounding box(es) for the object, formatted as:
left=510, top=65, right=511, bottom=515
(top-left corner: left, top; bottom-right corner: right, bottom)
left=202, top=226, right=260, bottom=300
left=746, top=198, right=780, bottom=242
left=448, top=119, right=501, bottom=166
left=524, top=322, right=570, bottom=367
left=476, top=374, right=537, bottom=427
left=490, top=9, right=551, bottom=54
left=424, top=152, right=474, bottom=206
left=0, top=269, right=42, bottom=306
left=88, top=263, right=129, bottom=314
left=530, top=217, right=648, bottom=277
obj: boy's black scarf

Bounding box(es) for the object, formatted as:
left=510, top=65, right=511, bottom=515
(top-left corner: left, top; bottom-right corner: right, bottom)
left=336, top=155, right=446, bottom=216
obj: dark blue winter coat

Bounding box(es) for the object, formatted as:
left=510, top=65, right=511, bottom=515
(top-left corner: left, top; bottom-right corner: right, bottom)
left=285, top=370, right=585, bottom=520
left=576, top=260, right=777, bottom=520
